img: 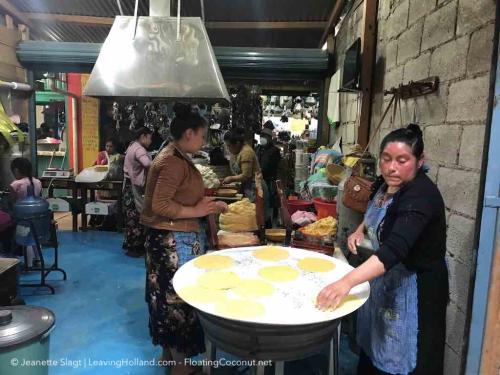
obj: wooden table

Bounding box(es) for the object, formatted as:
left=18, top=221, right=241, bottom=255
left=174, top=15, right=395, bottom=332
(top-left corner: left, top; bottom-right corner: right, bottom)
left=76, top=180, right=123, bottom=231
left=40, top=177, right=79, bottom=232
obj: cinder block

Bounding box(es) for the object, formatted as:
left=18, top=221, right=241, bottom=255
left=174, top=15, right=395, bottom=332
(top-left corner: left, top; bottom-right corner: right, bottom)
left=409, top=0, right=436, bottom=24
left=424, top=125, right=461, bottom=165
left=438, top=167, right=480, bottom=218
left=422, top=1, right=457, bottom=51
left=446, top=301, right=467, bottom=357
left=386, top=0, right=410, bottom=39
left=430, top=36, right=468, bottom=81
left=397, top=20, right=424, bottom=64
left=467, top=24, right=495, bottom=75
left=414, top=86, right=448, bottom=126
left=446, top=255, right=472, bottom=309
left=444, top=344, right=462, bottom=375
left=459, top=125, right=486, bottom=170
left=403, top=52, right=431, bottom=82
left=447, top=214, right=476, bottom=265
left=384, top=65, right=404, bottom=90
left=386, top=39, right=398, bottom=69
left=447, top=75, right=490, bottom=123
left=457, top=0, right=496, bottom=36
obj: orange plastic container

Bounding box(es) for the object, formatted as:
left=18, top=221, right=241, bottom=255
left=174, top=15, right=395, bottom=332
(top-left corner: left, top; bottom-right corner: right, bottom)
left=287, top=200, right=314, bottom=215
left=313, top=197, right=337, bottom=219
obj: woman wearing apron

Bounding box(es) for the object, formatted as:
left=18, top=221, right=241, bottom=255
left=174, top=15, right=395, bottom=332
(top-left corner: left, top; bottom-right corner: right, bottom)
left=122, top=127, right=152, bottom=257
left=141, top=103, right=227, bottom=375
left=317, top=124, right=448, bottom=374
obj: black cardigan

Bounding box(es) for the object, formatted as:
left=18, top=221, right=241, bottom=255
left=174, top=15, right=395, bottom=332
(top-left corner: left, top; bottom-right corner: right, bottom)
left=372, top=169, right=447, bottom=272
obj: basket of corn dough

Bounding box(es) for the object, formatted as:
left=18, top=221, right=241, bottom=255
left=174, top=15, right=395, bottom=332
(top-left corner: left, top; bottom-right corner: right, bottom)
left=173, top=246, right=370, bottom=325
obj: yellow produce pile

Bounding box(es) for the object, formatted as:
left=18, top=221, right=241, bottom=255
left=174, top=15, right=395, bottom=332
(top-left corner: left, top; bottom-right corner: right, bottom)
left=300, top=216, right=337, bottom=237
left=219, top=198, right=258, bottom=232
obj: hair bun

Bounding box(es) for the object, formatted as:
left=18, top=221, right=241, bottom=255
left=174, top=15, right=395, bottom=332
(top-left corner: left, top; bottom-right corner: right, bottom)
left=406, top=123, right=423, bottom=138
left=173, top=102, right=191, bottom=119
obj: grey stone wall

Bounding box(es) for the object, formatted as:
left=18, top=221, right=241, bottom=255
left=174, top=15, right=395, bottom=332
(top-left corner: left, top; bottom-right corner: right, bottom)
left=334, top=0, right=496, bottom=373
left=329, top=0, right=365, bottom=148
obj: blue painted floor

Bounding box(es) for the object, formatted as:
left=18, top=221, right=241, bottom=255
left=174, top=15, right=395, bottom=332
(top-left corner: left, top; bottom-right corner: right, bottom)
left=20, top=231, right=358, bottom=375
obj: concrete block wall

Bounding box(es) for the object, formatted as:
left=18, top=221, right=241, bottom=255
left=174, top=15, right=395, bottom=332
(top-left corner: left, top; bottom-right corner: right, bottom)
left=329, top=0, right=365, bottom=148
left=369, top=0, right=496, bottom=373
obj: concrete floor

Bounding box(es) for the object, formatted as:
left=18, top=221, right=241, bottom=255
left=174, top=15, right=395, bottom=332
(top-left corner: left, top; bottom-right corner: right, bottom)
left=20, top=230, right=359, bottom=375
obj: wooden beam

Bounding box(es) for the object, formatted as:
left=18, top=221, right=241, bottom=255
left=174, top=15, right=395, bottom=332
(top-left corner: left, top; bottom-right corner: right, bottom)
left=0, top=0, right=34, bottom=28
left=480, top=242, right=500, bottom=375
left=205, top=21, right=327, bottom=30
left=357, top=0, right=378, bottom=148
left=25, top=13, right=113, bottom=26
left=318, top=0, right=345, bottom=47
left=24, top=13, right=327, bottom=29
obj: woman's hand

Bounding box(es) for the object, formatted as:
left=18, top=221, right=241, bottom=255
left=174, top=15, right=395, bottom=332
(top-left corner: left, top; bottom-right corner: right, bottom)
left=222, top=176, right=233, bottom=185
left=194, top=197, right=219, bottom=217
left=316, top=278, right=352, bottom=311
left=347, top=229, right=365, bottom=254
left=215, top=201, right=228, bottom=214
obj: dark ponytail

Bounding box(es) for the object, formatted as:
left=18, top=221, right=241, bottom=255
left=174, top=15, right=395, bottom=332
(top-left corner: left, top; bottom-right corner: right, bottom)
left=380, top=123, right=424, bottom=159
left=11, top=157, right=34, bottom=187
left=170, top=102, right=207, bottom=141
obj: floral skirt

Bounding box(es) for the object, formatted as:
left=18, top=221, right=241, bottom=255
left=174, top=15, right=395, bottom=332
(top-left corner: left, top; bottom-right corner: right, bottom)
left=122, top=181, right=146, bottom=254
left=144, top=227, right=205, bottom=356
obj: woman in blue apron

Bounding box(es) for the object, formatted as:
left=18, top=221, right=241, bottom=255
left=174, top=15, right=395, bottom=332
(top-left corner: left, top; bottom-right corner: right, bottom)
left=317, top=124, right=448, bottom=374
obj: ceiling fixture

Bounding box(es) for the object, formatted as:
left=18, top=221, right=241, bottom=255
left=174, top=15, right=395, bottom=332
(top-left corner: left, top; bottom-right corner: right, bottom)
left=84, top=0, right=230, bottom=104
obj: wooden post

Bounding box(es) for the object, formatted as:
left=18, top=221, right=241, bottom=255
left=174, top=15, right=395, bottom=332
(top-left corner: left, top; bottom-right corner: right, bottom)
left=358, top=0, right=379, bottom=149
left=18, top=24, right=29, bottom=40
left=5, top=14, right=14, bottom=29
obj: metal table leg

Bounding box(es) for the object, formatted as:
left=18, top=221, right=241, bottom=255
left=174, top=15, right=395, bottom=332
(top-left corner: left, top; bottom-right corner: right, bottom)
left=328, top=325, right=340, bottom=375
left=275, top=361, right=285, bottom=375
left=204, top=339, right=216, bottom=375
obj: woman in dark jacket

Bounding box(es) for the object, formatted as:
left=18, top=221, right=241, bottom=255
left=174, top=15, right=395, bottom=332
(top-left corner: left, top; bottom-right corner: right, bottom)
left=317, top=124, right=448, bottom=375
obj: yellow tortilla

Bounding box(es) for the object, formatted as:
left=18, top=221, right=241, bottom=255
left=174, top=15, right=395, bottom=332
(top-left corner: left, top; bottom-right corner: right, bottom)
left=258, top=265, right=299, bottom=282
left=177, top=285, right=227, bottom=304
left=193, top=254, right=234, bottom=270
left=215, top=299, right=265, bottom=319
left=198, top=271, right=241, bottom=290
left=297, top=257, right=336, bottom=273
left=252, top=246, right=289, bottom=261
left=232, top=279, right=274, bottom=298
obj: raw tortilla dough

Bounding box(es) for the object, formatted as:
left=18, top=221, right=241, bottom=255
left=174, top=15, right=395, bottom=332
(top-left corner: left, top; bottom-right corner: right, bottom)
left=177, top=285, right=227, bottom=304
left=314, top=294, right=362, bottom=312
left=198, top=271, right=241, bottom=290
left=233, top=279, right=274, bottom=298
left=297, top=257, right=336, bottom=272
left=193, top=254, right=235, bottom=270
left=252, top=246, right=289, bottom=261
left=258, top=265, right=299, bottom=282
left=215, top=299, right=265, bottom=319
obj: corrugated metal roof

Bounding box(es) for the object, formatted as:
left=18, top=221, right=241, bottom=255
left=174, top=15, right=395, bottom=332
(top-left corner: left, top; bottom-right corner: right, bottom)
left=15, top=0, right=337, bottom=47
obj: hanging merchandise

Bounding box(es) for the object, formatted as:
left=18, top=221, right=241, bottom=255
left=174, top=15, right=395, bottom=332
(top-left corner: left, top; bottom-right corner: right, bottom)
left=126, top=103, right=139, bottom=130
left=231, top=85, right=262, bottom=135
left=112, top=102, right=123, bottom=131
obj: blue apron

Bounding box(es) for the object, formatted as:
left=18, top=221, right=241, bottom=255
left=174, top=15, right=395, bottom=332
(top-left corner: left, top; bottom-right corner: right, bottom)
left=173, top=220, right=208, bottom=267
left=356, top=192, right=419, bottom=374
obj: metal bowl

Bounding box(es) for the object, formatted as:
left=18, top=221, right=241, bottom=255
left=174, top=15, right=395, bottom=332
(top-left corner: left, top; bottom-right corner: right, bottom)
left=197, top=310, right=340, bottom=361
